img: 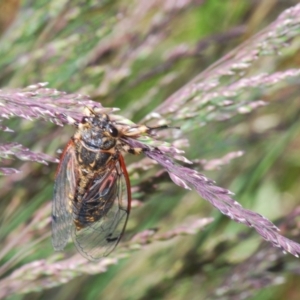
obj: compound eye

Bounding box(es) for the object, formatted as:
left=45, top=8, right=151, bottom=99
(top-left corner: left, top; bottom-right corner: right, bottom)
left=107, top=124, right=118, bottom=137
left=81, top=116, right=89, bottom=124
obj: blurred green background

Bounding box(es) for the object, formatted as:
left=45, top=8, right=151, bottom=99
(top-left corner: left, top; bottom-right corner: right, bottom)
left=1, top=0, right=300, bottom=299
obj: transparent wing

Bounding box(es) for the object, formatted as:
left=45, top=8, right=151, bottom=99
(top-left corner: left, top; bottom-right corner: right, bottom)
left=72, top=155, right=131, bottom=261
left=52, top=141, right=77, bottom=251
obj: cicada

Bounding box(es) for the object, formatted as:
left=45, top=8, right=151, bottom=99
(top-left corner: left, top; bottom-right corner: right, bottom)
left=52, top=107, right=161, bottom=261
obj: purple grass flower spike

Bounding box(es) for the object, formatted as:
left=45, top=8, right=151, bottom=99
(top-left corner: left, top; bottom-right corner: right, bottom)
left=123, top=136, right=300, bottom=258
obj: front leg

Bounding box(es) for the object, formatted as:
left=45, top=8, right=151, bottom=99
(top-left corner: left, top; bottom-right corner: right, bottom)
left=119, top=143, right=145, bottom=155
left=117, top=124, right=171, bottom=155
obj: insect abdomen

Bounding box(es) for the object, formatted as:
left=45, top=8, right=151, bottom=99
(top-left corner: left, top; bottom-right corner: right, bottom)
left=72, top=143, right=119, bottom=230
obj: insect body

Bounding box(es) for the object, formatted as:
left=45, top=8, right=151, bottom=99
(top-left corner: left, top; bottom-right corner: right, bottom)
left=52, top=107, right=154, bottom=261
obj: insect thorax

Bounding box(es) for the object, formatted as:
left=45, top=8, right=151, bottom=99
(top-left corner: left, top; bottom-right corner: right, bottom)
left=73, top=115, right=119, bottom=171
left=73, top=138, right=118, bottom=171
